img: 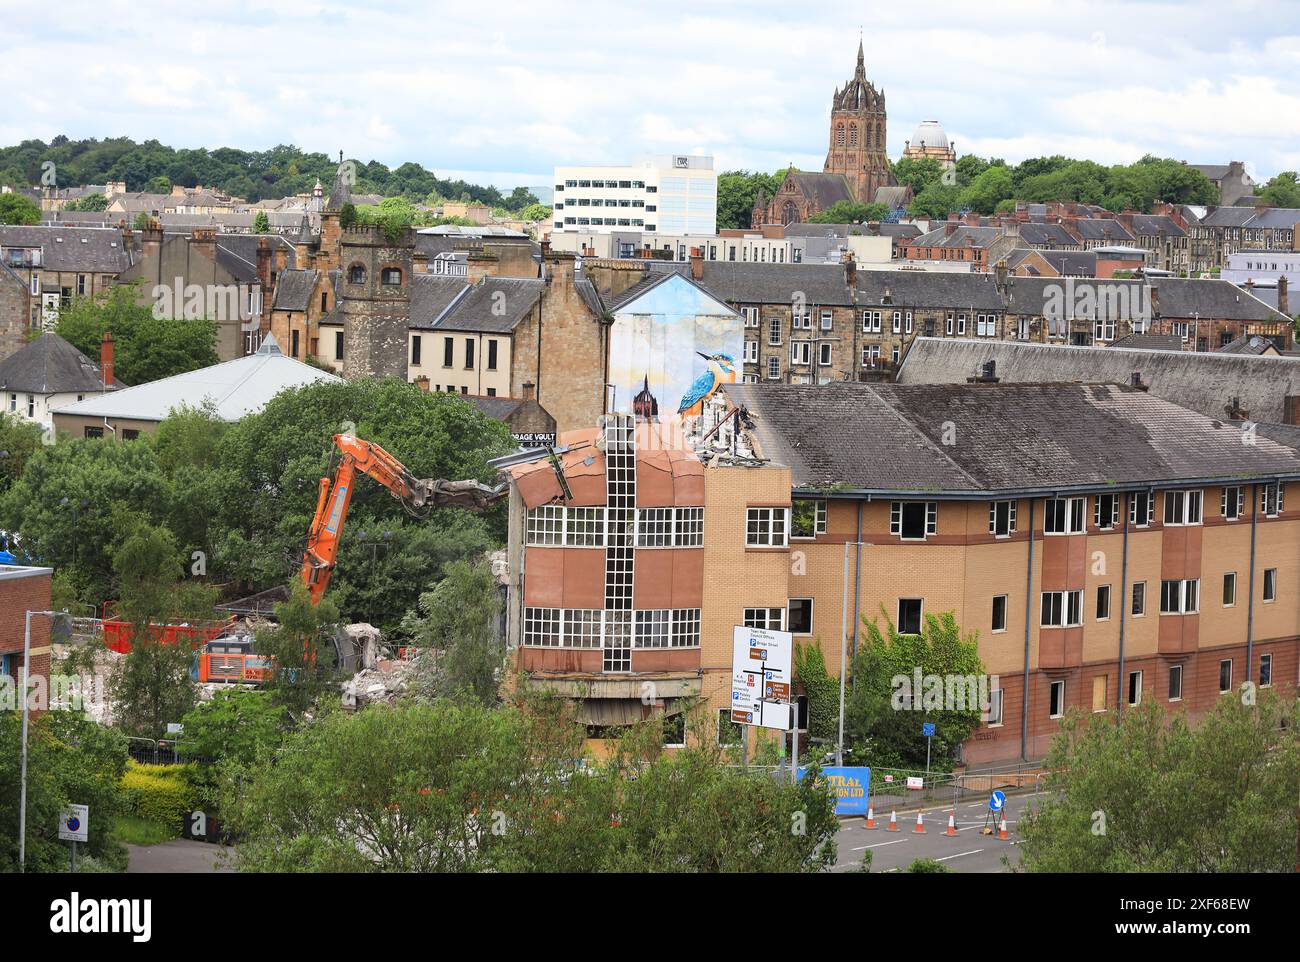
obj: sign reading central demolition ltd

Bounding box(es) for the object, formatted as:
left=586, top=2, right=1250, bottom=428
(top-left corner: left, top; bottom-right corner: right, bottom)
left=730, top=625, right=793, bottom=730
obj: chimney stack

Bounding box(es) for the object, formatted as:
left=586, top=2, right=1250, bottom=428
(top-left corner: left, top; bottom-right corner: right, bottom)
left=522, top=381, right=536, bottom=401
left=690, top=247, right=703, bottom=281
left=100, top=331, right=114, bottom=388
left=843, top=251, right=857, bottom=289
left=414, top=375, right=430, bottom=392
left=1279, top=274, right=1290, bottom=317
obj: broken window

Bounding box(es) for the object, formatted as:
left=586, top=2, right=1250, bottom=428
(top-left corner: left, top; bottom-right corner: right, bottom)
left=791, top=499, right=827, bottom=538
left=891, top=501, right=936, bottom=540
left=989, top=500, right=1016, bottom=537
left=897, top=598, right=923, bottom=635
left=788, top=598, right=813, bottom=634
left=1094, top=493, right=1118, bottom=529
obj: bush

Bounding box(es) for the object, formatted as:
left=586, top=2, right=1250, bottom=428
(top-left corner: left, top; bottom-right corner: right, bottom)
left=120, top=761, right=196, bottom=828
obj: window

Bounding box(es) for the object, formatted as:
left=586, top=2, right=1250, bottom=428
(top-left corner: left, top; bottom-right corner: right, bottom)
left=84, top=426, right=103, bottom=439
left=1049, top=680, right=1065, bottom=718
left=487, top=339, right=498, bottom=370
left=675, top=507, right=703, bottom=547
left=743, top=340, right=758, bottom=364
left=791, top=499, right=827, bottom=538
left=861, top=310, right=881, bottom=333
left=671, top=609, right=701, bottom=648
left=410, top=335, right=421, bottom=366
left=1223, top=572, right=1237, bottom=607
left=1221, top=485, right=1244, bottom=520
left=717, top=708, right=743, bottom=746
left=463, top=338, right=475, bottom=369
left=25, top=395, right=34, bottom=418
left=820, top=309, right=833, bottom=331
left=1127, top=670, right=1142, bottom=707
left=348, top=264, right=366, bottom=284
left=1163, top=489, right=1203, bottom=526
left=1259, top=653, right=1272, bottom=687
left=891, top=501, right=937, bottom=540
left=636, top=508, right=674, bottom=547
left=818, top=342, right=833, bottom=367
left=1094, top=493, right=1119, bottom=530
left=663, top=712, right=686, bottom=748
left=790, top=341, right=811, bottom=366
left=1130, top=491, right=1155, bottom=526
left=767, top=356, right=780, bottom=380
left=1263, top=568, right=1277, bottom=602
left=1218, top=659, right=1232, bottom=693
left=1096, top=584, right=1111, bottom=620
left=1132, top=581, right=1146, bottom=616
left=1168, top=664, right=1183, bottom=701
left=525, top=505, right=564, bottom=545
left=634, top=609, right=670, bottom=648
left=897, top=598, right=923, bottom=635
left=1160, top=578, right=1199, bottom=614
left=768, top=315, right=782, bottom=346
left=744, top=607, right=785, bottom=630
left=443, top=337, right=454, bottom=367
left=788, top=598, right=813, bottom=635
left=989, top=500, right=1016, bottom=537
left=1041, top=590, right=1083, bottom=627
left=335, top=331, right=344, bottom=360
left=991, top=594, right=1007, bottom=632
left=1261, top=482, right=1285, bottom=517
left=381, top=267, right=402, bottom=286
left=564, top=609, right=603, bottom=648
left=741, top=306, right=759, bottom=328
left=523, top=607, right=562, bottom=646
left=891, top=311, right=901, bottom=334
left=1044, top=497, right=1085, bottom=535
left=1092, top=675, right=1108, bottom=712
left=987, top=688, right=1004, bottom=726
left=746, top=507, right=788, bottom=547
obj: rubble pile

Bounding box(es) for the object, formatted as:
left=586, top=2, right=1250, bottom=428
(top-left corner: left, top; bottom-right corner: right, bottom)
left=341, top=655, right=420, bottom=709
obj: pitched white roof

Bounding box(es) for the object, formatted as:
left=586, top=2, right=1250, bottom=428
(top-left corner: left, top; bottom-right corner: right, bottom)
left=51, top=334, right=341, bottom=423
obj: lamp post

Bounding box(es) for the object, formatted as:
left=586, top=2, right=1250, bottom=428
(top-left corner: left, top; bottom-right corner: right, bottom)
left=19, top=608, right=67, bottom=874
left=837, top=540, right=874, bottom=767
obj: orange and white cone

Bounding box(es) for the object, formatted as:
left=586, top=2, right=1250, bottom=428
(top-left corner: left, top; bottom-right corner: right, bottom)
left=945, top=812, right=958, bottom=836
left=886, top=809, right=899, bottom=832
left=865, top=806, right=876, bottom=829
left=913, top=810, right=926, bottom=834
left=998, top=816, right=1009, bottom=840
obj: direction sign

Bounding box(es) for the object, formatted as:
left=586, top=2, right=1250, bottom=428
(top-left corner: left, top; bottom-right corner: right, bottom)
left=989, top=790, right=1006, bottom=812
left=922, top=722, right=936, bottom=737
left=59, top=804, right=88, bottom=843
left=730, top=625, right=793, bottom=731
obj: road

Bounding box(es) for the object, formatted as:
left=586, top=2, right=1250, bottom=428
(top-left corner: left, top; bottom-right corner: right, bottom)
left=830, top=791, right=1042, bottom=873
left=127, top=839, right=234, bottom=873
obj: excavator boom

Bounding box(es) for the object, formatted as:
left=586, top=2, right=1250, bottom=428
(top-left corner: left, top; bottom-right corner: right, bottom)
left=300, top=434, right=505, bottom=605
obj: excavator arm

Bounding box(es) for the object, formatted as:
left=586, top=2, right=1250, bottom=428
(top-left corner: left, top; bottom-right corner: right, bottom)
left=300, top=434, right=505, bottom=605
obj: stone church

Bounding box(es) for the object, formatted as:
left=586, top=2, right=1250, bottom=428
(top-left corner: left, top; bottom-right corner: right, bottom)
left=752, top=43, right=910, bottom=227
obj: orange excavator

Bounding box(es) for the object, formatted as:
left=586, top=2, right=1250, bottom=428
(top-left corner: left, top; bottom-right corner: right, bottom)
left=300, top=434, right=506, bottom=605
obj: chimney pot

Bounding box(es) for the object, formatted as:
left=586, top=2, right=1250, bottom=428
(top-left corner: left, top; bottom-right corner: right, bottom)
left=100, top=331, right=115, bottom=388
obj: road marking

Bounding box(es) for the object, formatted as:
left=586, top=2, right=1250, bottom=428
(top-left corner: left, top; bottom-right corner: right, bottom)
left=935, top=848, right=983, bottom=862
left=851, top=838, right=910, bottom=851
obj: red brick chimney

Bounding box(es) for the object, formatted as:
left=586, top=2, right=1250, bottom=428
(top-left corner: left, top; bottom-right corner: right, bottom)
left=142, top=220, right=163, bottom=260
left=690, top=247, right=704, bottom=280
left=100, top=331, right=114, bottom=388
left=522, top=381, right=536, bottom=400
left=190, top=228, right=217, bottom=261
left=843, top=251, right=857, bottom=288
left=256, top=236, right=272, bottom=290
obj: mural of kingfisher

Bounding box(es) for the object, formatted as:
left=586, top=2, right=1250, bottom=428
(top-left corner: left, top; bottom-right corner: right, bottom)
left=677, top=352, right=737, bottom=417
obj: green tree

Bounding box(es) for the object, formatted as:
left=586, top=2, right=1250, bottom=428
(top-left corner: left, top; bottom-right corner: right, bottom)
left=179, top=688, right=287, bottom=805
left=1258, top=171, right=1300, bottom=209
left=717, top=170, right=782, bottom=229
left=892, top=157, right=945, bottom=193
left=845, top=608, right=986, bottom=770
left=254, top=581, right=341, bottom=718
left=794, top=641, right=838, bottom=755
left=145, top=176, right=171, bottom=194
left=0, top=192, right=40, bottom=225
left=132, top=211, right=152, bottom=230
left=908, top=182, right=962, bottom=219
left=401, top=559, right=503, bottom=705
left=809, top=201, right=890, bottom=224
left=0, top=711, right=129, bottom=872
left=518, top=202, right=552, bottom=222
left=252, top=210, right=270, bottom=233
left=959, top=165, right=1015, bottom=215
left=0, top=411, right=43, bottom=495
left=67, top=192, right=108, bottom=212
left=1018, top=695, right=1299, bottom=872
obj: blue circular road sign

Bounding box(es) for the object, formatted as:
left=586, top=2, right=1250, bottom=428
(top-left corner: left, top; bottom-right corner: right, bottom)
left=989, top=790, right=1006, bottom=812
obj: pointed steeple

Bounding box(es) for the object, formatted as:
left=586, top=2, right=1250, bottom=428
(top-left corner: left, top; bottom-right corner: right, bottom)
left=856, top=38, right=865, bottom=78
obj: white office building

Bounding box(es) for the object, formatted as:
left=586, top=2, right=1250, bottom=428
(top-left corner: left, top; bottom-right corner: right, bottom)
left=551, top=155, right=716, bottom=237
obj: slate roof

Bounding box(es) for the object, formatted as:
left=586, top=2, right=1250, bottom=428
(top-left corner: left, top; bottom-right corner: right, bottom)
left=1218, top=333, right=1279, bottom=355
left=1109, top=333, right=1185, bottom=351
left=722, top=380, right=1300, bottom=495
left=1200, top=207, right=1255, bottom=228
left=998, top=275, right=1288, bottom=323
left=1072, top=218, right=1135, bottom=242
left=430, top=277, right=544, bottom=334
left=51, top=333, right=339, bottom=422
left=682, top=262, right=854, bottom=307
left=410, top=274, right=471, bottom=327
left=0, top=332, right=121, bottom=394
left=857, top=270, right=1003, bottom=310
left=1018, top=222, right=1079, bottom=247
left=271, top=269, right=320, bottom=312
left=788, top=172, right=855, bottom=210
left=1128, top=214, right=1187, bottom=238
left=0, top=225, right=133, bottom=273
left=909, top=225, right=1004, bottom=249
left=896, top=337, right=1300, bottom=423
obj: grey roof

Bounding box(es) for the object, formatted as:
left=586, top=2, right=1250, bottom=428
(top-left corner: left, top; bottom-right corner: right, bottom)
left=1245, top=208, right=1300, bottom=230
left=1218, top=333, right=1279, bottom=355
left=787, top=172, right=855, bottom=210
left=1018, top=222, right=1079, bottom=247
left=574, top=275, right=605, bottom=317
left=1072, top=218, right=1135, bottom=242
left=722, top=380, right=1300, bottom=495
left=271, top=269, right=320, bottom=312
left=0, top=332, right=121, bottom=394
left=998, top=275, right=1288, bottom=323
left=0, top=225, right=133, bottom=273
left=1128, top=214, right=1187, bottom=238
left=897, top=337, right=1300, bottom=424
left=410, top=274, right=472, bottom=327
left=1190, top=164, right=1231, bottom=181
left=1109, top=333, right=1185, bottom=351
left=51, top=333, right=340, bottom=422
left=1200, top=207, right=1255, bottom=228
left=430, top=277, right=544, bottom=333
left=909, top=225, right=1004, bottom=249
left=682, top=262, right=854, bottom=307
left=873, top=186, right=912, bottom=209
left=857, top=269, right=1003, bottom=310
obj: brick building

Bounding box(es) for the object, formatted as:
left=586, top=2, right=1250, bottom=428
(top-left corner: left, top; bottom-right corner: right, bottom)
left=0, top=566, right=55, bottom=712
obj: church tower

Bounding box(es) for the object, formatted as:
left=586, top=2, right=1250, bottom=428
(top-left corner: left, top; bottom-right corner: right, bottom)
left=824, top=41, right=890, bottom=205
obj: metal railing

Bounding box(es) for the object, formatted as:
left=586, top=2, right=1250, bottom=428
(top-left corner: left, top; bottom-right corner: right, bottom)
left=125, top=736, right=212, bottom=767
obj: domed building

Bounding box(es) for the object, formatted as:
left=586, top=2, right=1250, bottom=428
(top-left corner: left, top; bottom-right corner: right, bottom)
left=903, top=120, right=956, bottom=165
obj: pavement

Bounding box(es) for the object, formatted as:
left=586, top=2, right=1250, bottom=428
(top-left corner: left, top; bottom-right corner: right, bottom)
left=126, top=839, right=234, bottom=873
left=830, top=791, right=1042, bottom=873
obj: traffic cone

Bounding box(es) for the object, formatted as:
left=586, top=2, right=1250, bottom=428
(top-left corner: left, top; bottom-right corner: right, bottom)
left=865, top=806, right=876, bottom=829
left=886, top=809, right=899, bottom=832
left=998, top=816, right=1009, bottom=840
left=913, top=810, right=926, bottom=834
left=945, top=812, right=958, bottom=836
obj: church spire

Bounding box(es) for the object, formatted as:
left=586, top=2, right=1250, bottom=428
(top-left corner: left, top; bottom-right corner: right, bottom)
left=856, top=37, right=864, bottom=78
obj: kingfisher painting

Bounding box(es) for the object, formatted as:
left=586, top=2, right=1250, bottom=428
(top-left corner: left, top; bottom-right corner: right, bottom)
left=678, top=352, right=737, bottom=417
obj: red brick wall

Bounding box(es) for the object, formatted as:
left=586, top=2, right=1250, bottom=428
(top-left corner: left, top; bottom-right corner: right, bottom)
left=0, top=569, right=54, bottom=715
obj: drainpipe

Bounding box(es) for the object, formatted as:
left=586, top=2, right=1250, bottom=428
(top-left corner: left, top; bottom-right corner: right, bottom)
left=1021, top=498, right=1036, bottom=761
left=1246, top=482, right=1259, bottom=680
left=1117, top=492, right=1130, bottom=713
left=851, top=499, right=863, bottom=696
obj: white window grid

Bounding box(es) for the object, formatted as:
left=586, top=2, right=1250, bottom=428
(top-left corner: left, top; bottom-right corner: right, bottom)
left=1221, top=486, right=1244, bottom=520
left=1094, top=494, right=1119, bottom=529
left=891, top=501, right=938, bottom=538
left=1040, top=590, right=1083, bottom=627
left=636, top=507, right=674, bottom=547
left=671, top=608, right=701, bottom=647
left=1163, top=489, right=1203, bottom=526
left=768, top=315, right=782, bottom=346
left=792, top=499, right=827, bottom=538
left=634, top=609, right=671, bottom=648
left=862, top=345, right=881, bottom=367
left=1130, top=491, right=1155, bottom=526
left=522, top=607, right=562, bottom=646
left=525, top=505, right=564, bottom=545
left=988, top=500, right=1017, bottom=536
left=743, top=607, right=786, bottom=630
left=767, top=356, right=780, bottom=380
left=820, top=309, right=833, bottom=330
left=861, top=310, right=881, bottom=333
left=563, top=608, right=603, bottom=648
left=743, top=340, right=758, bottom=363
left=1159, top=578, right=1200, bottom=614
left=676, top=507, right=704, bottom=546
left=746, top=507, right=788, bottom=547
left=819, top=342, right=833, bottom=366
left=742, top=306, right=759, bottom=328
left=1262, top=482, right=1285, bottom=517
left=1045, top=497, right=1086, bottom=535
left=526, top=505, right=606, bottom=547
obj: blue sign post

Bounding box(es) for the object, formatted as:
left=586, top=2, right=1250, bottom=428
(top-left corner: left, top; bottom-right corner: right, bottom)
left=922, top=722, right=936, bottom=775
left=989, top=790, right=1006, bottom=812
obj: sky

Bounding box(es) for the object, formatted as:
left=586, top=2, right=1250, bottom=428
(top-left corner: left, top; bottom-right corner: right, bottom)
left=3, top=0, right=1300, bottom=192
